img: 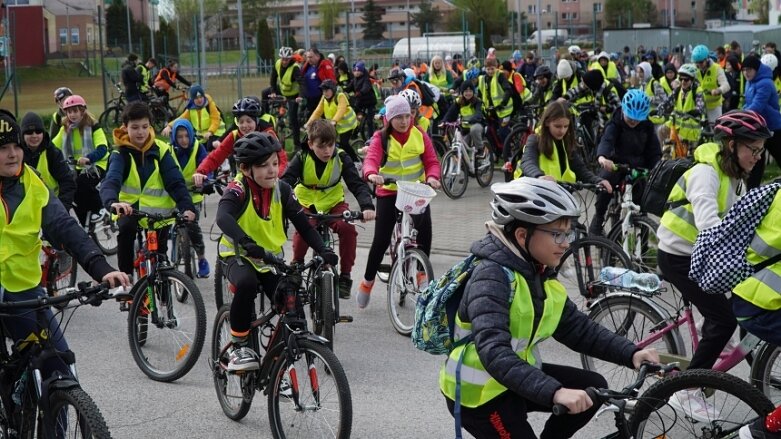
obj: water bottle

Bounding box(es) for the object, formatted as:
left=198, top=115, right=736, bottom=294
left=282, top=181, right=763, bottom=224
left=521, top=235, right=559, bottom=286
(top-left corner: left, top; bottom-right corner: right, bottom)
left=599, top=267, right=661, bottom=292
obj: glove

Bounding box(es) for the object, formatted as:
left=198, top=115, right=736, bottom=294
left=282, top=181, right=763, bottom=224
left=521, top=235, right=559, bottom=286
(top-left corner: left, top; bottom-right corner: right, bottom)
left=321, top=250, right=338, bottom=267
left=239, top=236, right=266, bottom=259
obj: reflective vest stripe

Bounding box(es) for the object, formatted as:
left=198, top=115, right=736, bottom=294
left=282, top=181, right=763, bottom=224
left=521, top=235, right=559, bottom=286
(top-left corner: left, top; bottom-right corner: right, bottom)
left=378, top=128, right=426, bottom=191
left=275, top=59, right=300, bottom=97
left=294, top=151, right=345, bottom=212
left=117, top=141, right=178, bottom=229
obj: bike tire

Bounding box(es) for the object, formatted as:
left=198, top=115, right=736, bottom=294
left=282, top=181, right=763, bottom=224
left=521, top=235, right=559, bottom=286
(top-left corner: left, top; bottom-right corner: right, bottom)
left=46, top=388, right=111, bottom=439
left=387, top=248, right=434, bottom=336
left=150, top=106, right=169, bottom=134
left=98, top=105, right=122, bottom=134
left=631, top=369, right=774, bottom=438
left=319, top=269, right=336, bottom=350
left=440, top=150, right=468, bottom=199
left=267, top=339, right=352, bottom=439
left=606, top=215, right=661, bottom=274
left=175, top=227, right=196, bottom=281
left=749, top=342, right=781, bottom=405
left=91, top=215, right=119, bottom=256
left=433, top=137, right=448, bottom=158
left=127, top=270, right=206, bottom=382
left=555, top=236, right=633, bottom=307
left=211, top=304, right=253, bottom=421
left=582, top=294, right=685, bottom=393
left=214, top=257, right=233, bottom=309
left=46, top=250, right=78, bottom=310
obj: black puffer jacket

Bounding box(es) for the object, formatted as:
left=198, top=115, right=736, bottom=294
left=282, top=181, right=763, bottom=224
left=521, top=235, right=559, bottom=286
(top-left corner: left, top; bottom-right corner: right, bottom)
left=459, top=232, right=638, bottom=407
left=596, top=108, right=661, bottom=170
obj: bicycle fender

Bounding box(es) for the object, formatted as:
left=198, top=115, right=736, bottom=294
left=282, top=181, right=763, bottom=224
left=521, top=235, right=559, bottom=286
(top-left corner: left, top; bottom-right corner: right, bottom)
left=39, top=374, right=81, bottom=439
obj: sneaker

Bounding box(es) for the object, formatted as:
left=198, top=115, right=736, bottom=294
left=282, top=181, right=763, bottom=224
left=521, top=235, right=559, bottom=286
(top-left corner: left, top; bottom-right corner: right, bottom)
left=227, top=346, right=260, bottom=372
left=416, top=271, right=429, bottom=291
left=338, top=276, right=352, bottom=299
left=740, top=418, right=781, bottom=439
left=356, top=279, right=374, bottom=309
left=279, top=378, right=293, bottom=398
left=197, top=258, right=210, bottom=278
left=667, top=389, right=721, bottom=423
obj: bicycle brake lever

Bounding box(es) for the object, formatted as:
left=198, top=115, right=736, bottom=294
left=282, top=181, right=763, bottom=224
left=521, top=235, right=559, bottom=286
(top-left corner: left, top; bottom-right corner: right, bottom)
left=595, top=401, right=622, bottom=419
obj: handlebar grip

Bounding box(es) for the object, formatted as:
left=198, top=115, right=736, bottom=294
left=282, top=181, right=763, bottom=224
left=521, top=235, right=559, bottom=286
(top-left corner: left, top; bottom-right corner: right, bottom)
left=552, top=387, right=600, bottom=416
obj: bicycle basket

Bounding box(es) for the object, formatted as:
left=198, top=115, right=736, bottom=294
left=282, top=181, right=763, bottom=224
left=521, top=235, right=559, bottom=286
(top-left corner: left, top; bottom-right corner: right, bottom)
left=395, top=181, right=436, bottom=215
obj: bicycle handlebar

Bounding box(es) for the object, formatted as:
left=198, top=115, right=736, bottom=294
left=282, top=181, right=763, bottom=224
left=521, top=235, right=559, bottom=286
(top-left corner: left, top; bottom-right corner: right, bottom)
left=557, top=181, right=606, bottom=194
left=0, top=282, right=118, bottom=311
left=115, top=209, right=190, bottom=226
left=305, top=210, right=364, bottom=223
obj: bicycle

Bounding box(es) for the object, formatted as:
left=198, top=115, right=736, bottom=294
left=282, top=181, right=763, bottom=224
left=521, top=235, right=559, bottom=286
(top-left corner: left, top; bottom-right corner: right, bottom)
left=210, top=257, right=352, bottom=438
left=581, top=275, right=781, bottom=405
left=374, top=179, right=437, bottom=336
left=553, top=362, right=774, bottom=439
left=663, top=112, right=712, bottom=159
left=572, top=103, right=605, bottom=172
left=120, top=210, right=206, bottom=382
left=0, top=281, right=126, bottom=438
left=65, top=160, right=119, bottom=256
left=171, top=180, right=223, bottom=280
left=502, top=104, right=542, bottom=181
left=98, top=80, right=126, bottom=134
left=40, top=241, right=78, bottom=310
left=602, top=164, right=658, bottom=273
left=148, top=87, right=188, bottom=134
left=438, top=120, right=495, bottom=199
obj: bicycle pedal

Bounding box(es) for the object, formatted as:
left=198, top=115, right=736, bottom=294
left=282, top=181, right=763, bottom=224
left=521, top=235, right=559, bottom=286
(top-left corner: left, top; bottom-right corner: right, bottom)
left=118, top=301, right=132, bottom=312
left=338, top=315, right=354, bottom=323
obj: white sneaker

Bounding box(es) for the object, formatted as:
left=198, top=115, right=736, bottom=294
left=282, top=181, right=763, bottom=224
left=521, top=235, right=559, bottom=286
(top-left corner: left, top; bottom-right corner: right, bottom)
left=667, top=389, right=721, bottom=423
left=227, top=346, right=260, bottom=372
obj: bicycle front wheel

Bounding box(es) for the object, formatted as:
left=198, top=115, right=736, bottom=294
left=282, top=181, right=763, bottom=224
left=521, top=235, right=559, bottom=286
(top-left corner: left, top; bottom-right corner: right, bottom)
left=582, top=295, right=684, bottom=393
left=556, top=236, right=632, bottom=309
left=91, top=216, right=118, bottom=255
left=174, top=228, right=197, bottom=280
left=45, top=387, right=111, bottom=439
left=440, top=150, right=468, bottom=199
left=317, top=269, right=337, bottom=350
left=211, top=304, right=252, bottom=420
left=631, top=369, right=774, bottom=438
left=750, top=343, right=781, bottom=405
left=98, top=105, right=122, bottom=134
left=607, top=215, right=661, bottom=273
left=268, top=339, right=352, bottom=439
left=127, top=270, right=206, bottom=382
left=387, top=248, right=434, bottom=336
left=475, top=141, right=494, bottom=188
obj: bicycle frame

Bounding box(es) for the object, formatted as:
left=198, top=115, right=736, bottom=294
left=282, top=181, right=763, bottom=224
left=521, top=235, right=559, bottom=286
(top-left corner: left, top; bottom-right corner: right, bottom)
left=448, top=128, right=476, bottom=176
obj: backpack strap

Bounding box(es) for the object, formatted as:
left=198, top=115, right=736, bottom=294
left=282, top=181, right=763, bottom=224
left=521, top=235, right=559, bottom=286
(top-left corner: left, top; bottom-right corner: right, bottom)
left=380, top=132, right=389, bottom=167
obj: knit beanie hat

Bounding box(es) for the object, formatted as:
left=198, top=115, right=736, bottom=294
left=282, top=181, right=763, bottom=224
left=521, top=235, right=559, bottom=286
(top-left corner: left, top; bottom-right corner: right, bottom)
left=664, top=63, right=677, bottom=74
left=557, top=59, right=573, bottom=79
left=0, top=110, right=20, bottom=146
left=189, top=84, right=205, bottom=101
left=742, top=55, right=761, bottom=71
left=384, top=95, right=411, bottom=122
left=20, top=112, right=44, bottom=134
left=583, top=69, right=604, bottom=90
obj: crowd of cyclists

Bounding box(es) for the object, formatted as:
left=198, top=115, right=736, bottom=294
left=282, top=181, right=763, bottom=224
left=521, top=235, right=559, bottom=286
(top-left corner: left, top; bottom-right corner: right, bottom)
left=4, top=37, right=781, bottom=437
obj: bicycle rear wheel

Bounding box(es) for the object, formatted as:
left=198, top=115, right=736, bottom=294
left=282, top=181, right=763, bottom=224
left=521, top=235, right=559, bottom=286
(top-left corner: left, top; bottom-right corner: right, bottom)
left=98, top=105, right=122, bottom=134
left=127, top=270, right=206, bottom=382
left=750, top=342, right=781, bottom=406
left=173, top=228, right=197, bottom=280
left=211, top=304, right=253, bottom=421
left=150, top=106, right=169, bottom=134
left=387, top=248, right=434, bottom=336
left=582, top=295, right=684, bottom=393
left=268, top=339, right=352, bottom=439
left=631, top=369, right=774, bottom=438
left=440, top=150, right=468, bottom=199
left=607, top=215, right=661, bottom=274
left=46, top=387, right=111, bottom=439
left=91, top=216, right=118, bottom=256
left=555, top=236, right=632, bottom=309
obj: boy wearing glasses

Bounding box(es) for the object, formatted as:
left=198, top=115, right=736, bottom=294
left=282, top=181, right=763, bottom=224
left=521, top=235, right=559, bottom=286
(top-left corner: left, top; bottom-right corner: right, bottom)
left=20, top=112, right=76, bottom=212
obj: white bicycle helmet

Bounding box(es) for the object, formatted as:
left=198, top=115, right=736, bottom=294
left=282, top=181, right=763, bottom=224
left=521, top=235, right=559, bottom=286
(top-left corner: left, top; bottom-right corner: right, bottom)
left=568, top=45, right=581, bottom=56
left=278, top=47, right=293, bottom=59
left=490, top=178, right=580, bottom=226
left=762, top=53, right=779, bottom=71
left=399, top=89, right=422, bottom=109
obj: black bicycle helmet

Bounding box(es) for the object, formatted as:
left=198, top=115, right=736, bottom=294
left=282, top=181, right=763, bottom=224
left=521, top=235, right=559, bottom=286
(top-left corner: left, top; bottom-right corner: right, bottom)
left=533, top=65, right=552, bottom=79
left=232, top=97, right=261, bottom=117
left=713, top=110, right=772, bottom=140
left=54, top=87, right=73, bottom=103
left=234, top=132, right=282, bottom=165
left=319, top=79, right=338, bottom=92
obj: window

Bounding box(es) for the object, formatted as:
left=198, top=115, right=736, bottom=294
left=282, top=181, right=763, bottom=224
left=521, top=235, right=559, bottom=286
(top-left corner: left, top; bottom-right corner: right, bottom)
left=71, top=27, right=79, bottom=45
left=59, top=28, right=67, bottom=46
left=562, top=12, right=578, bottom=20
left=528, top=5, right=537, bottom=13
left=594, top=3, right=603, bottom=12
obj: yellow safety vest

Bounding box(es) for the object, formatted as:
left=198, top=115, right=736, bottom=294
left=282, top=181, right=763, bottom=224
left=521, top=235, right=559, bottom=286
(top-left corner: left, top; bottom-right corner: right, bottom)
left=439, top=271, right=567, bottom=407
left=52, top=125, right=109, bottom=170
left=478, top=74, right=513, bottom=118
left=33, top=150, right=59, bottom=196
left=275, top=59, right=300, bottom=97
left=218, top=177, right=286, bottom=272
left=0, top=165, right=50, bottom=292
left=590, top=61, right=619, bottom=80
left=428, top=70, right=450, bottom=91
left=138, top=64, right=150, bottom=93
left=187, top=96, right=226, bottom=138
left=734, top=190, right=781, bottom=310
left=378, top=128, right=426, bottom=191
left=117, top=141, right=179, bottom=229
left=322, top=93, right=358, bottom=134
left=539, top=140, right=576, bottom=182
left=417, top=115, right=431, bottom=133
left=660, top=143, right=732, bottom=244
left=774, top=77, right=781, bottom=108
left=294, top=150, right=344, bottom=213
left=696, top=62, right=723, bottom=110
left=179, top=144, right=203, bottom=205
left=458, top=99, right=477, bottom=129
left=667, top=87, right=703, bottom=143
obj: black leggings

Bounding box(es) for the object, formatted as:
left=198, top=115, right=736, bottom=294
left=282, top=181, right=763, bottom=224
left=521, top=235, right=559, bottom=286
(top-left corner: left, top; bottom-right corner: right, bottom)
left=225, top=256, right=280, bottom=334
left=445, top=363, right=607, bottom=439
left=363, top=195, right=432, bottom=282
left=117, top=216, right=170, bottom=275
left=658, top=249, right=737, bottom=369
left=74, top=169, right=105, bottom=226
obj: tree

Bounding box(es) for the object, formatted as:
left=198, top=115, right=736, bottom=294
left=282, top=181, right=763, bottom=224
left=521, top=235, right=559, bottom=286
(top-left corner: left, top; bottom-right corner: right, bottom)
left=411, top=0, right=440, bottom=33
left=705, top=0, right=735, bottom=19
left=256, top=17, right=274, bottom=61
left=105, top=2, right=134, bottom=51
left=604, top=0, right=658, bottom=27
left=444, top=0, right=507, bottom=50
left=749, top=0, right=769, bottom=23
left=319, top=0, right=345, bottom=41
left=362, top=0, right=385, bottom=40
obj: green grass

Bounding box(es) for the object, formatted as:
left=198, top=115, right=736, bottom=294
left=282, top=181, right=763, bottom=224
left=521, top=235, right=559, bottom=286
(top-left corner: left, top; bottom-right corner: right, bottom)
left=765, top=161, right=781, bottom=182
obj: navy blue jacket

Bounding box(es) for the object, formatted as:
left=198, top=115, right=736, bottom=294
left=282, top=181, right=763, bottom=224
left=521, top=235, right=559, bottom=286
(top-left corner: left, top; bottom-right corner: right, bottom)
left=744, top=63, right=781, bottom=131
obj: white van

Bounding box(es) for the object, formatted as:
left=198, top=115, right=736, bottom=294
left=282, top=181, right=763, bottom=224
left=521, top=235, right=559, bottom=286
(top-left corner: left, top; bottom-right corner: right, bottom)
left=526, top=29, right=569, bottom=45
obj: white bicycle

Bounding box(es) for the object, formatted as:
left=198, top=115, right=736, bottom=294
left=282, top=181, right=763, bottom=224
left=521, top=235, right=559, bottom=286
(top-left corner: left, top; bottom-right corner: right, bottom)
left=438, top=120, right=495, bottom=199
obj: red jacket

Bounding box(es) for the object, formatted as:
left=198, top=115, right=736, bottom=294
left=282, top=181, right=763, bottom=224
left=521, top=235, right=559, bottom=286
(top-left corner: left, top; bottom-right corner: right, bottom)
left=197, top=128, right=287, bottom=176
left=302, top=59, right=337, bottom=83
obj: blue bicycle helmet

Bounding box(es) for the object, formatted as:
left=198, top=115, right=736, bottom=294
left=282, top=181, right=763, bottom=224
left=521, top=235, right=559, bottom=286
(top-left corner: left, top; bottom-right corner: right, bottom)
left=621, top=89, right=651, bottom=121
left=691, top=45, right=709, bottom=63
left=465, top=67, right=479, bottom=82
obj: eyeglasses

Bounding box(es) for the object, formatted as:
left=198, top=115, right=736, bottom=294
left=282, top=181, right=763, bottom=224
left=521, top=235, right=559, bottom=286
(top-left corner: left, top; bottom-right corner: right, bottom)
left=24, top=129, right=43, bottom=135
left=536, top=228, right=576, bottom=245
left=680, top=77, right=692, bottom=82
left=742, top=142, right=765, bottom=158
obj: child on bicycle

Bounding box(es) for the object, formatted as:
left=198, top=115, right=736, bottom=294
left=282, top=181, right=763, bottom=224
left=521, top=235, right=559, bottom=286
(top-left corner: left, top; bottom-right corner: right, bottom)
left=99, top=101, right=197, bottom=277
left=281, top=119, right=376, bottom=299
left=306, top=79, right=360, bottom=162
left=49, top=86, right=72, bottom=138
left=161, top=84, right=226, bottom=150
left=192, top=96, right=287, bottom=189
left=589, top=89, right=661, bottom=236
left=170, top=118, right=210, bottom=278
left=656, top=64, right=707, bottom=157
left=215, top=131, right=337, bottom=371
left=517, top=100, right=612, bottom=194
left=51, top=94, right=110, bottom=227
left=440, top=81, right=484, bottom=150
left=357, top=95, right=441, bottom=308
left=441, top=177, right=658, bottom=438
left=658, top=110, right=770, bottom=422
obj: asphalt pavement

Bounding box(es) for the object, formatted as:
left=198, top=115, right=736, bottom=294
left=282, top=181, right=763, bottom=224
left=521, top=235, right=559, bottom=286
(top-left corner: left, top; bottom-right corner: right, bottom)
left=62, top=181, right=749, bottom=438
